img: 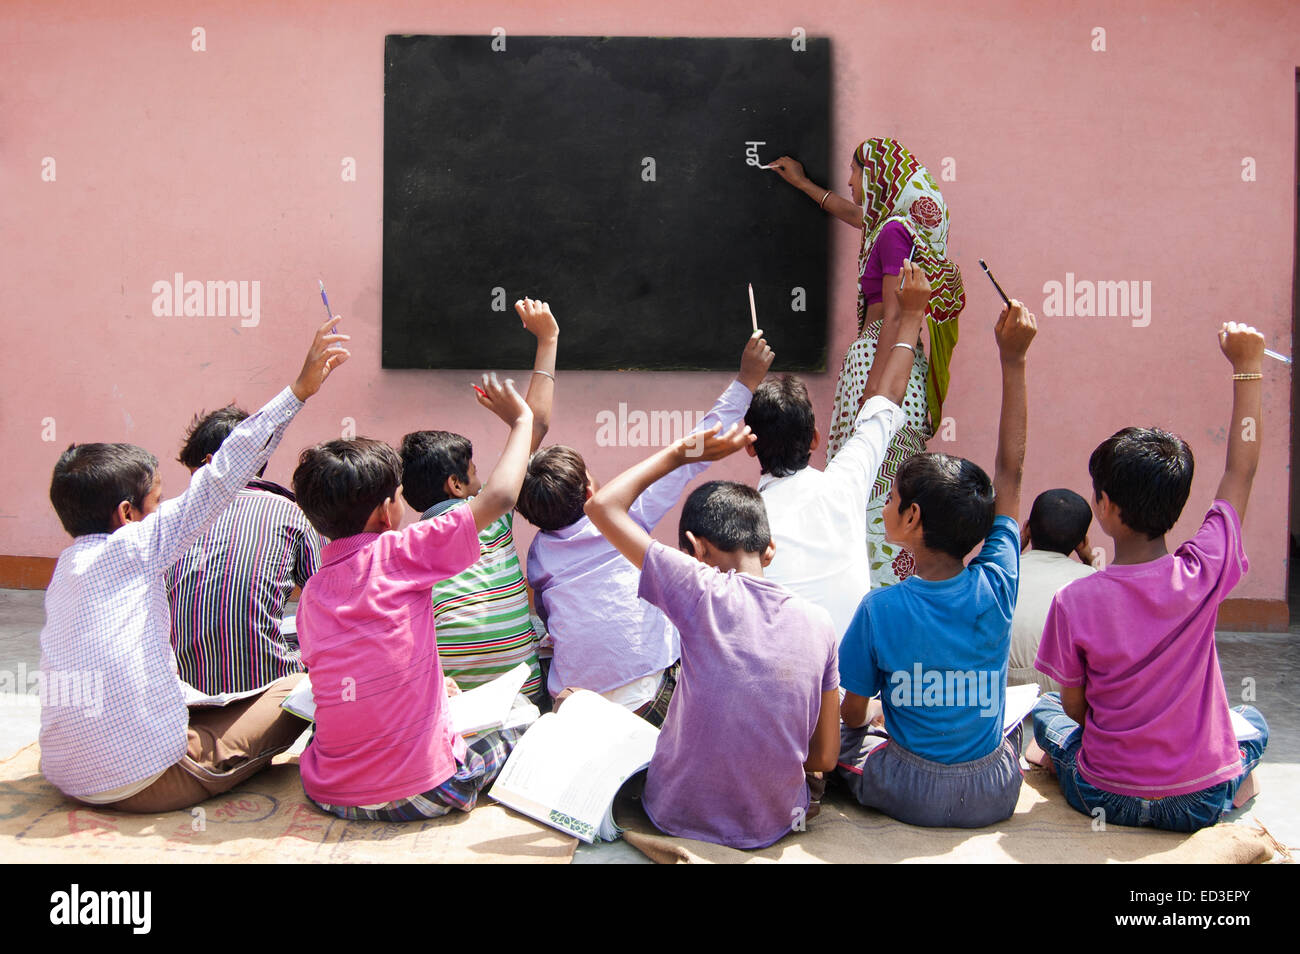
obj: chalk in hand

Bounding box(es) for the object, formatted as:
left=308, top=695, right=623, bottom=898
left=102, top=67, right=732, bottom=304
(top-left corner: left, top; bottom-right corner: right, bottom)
left=748, top=283, right=759, bottom=333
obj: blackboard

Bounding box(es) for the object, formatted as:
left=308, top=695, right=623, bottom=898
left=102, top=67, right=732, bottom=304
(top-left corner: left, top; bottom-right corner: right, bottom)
left=382, top=35, right=831, bottom=371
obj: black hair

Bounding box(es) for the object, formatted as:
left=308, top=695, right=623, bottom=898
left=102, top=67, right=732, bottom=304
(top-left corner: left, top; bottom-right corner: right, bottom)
left=1027, top=488, right=1092, bottom=555
left=744, top=375, right=815, bottom=478
left=517, top=445, right=589, bottom=531
left=292, top=438, right=402, bottom=540
left=1088, top=427, right=1193, bottom=539
left=177, top=405, right=265, bottom=477
left=678, top=481, right=771, bottom=554
left=894, top=452, right=995, bottom=560
left=399, top=430, right=472, bottom=513
left=50, top=443, right=158, bottom=537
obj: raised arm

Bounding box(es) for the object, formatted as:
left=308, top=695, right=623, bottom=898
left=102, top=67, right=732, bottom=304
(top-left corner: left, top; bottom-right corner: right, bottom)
left=586, top=424, right=756, bottom=570
left=992, top=300, right=1037, bottom=521
left=1214, top=322, right=1265, bottom=521
left=139, top=317, right=349, bottom=572
left=629, top=331, right=771, bottom=531
left=863, top=260, right=930, bottom=407
left=767, top=156, right=864, bottom=230
left=467, top=373, right=534, bottom=532
left=516, top=298, right=559, bottom=452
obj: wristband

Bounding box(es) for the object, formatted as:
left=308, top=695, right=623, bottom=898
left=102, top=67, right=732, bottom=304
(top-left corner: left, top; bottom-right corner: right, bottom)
left=1231, top=372, right=1262, bottom=381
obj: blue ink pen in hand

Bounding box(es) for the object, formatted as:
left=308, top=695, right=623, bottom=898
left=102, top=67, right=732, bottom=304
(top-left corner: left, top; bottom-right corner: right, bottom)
left=319, top=279, right=337, bottom=332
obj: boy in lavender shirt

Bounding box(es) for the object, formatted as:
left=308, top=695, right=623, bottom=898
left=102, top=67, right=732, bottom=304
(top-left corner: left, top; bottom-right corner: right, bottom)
left=1031, top=322, right=1270, bottom=832
left=40, top=317, right=348, bottom=812
left=585, top=424, right=840, bottom=849
left=517, top=331, right=774, bottom=722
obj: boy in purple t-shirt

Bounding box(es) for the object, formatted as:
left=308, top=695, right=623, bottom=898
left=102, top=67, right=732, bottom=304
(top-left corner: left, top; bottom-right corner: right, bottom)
left=1031, top=322, right=1270, bottom=832
left=517, top=331, right=774, bottom=722
left=585, top=425, right=841, bottom=850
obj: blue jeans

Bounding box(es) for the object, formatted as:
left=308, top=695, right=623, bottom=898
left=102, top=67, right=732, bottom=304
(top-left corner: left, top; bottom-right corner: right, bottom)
left=1031, top=693, right=1268, bottom=833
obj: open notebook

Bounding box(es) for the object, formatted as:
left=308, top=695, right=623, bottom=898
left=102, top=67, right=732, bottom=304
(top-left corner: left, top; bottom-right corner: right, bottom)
left=281, top=662, right=538, bottom=737
left=489, top=690, right=659, bottom=843
left=1002, top=683, right=1040, bottom=733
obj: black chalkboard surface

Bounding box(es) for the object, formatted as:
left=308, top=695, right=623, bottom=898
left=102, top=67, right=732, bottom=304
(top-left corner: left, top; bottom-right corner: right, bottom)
left=382, top=35, right=831, bottom=371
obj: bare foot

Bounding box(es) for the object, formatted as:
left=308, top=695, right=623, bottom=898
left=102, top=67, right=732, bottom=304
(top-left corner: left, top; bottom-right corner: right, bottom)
left=1232, top=773, right=1260, bottom=809
left=1024, top=739, right=1058, bottom=776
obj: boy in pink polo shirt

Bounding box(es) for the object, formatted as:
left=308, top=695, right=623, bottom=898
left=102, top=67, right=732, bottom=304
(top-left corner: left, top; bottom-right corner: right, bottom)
left=292, top=373, right=534, bottom=821
left=1031, top=322, right=1270, bottom=832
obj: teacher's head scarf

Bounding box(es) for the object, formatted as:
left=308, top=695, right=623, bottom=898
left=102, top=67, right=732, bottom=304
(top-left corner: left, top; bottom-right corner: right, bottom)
left=854, top=138, right=965, bottom=433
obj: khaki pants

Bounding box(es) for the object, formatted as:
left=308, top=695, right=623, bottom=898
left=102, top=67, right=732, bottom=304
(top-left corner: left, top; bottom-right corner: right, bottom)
left=94, top=674, right=307, bottom=814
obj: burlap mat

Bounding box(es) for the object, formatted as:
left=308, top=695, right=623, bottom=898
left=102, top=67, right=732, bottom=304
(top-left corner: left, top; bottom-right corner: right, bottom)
left=618, top=767, right=1279, bottom=864
left=0, top=744, right=575, bottom=864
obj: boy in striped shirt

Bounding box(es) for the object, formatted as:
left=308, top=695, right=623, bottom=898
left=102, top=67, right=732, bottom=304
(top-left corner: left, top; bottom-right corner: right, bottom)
left=166, top=405, right=322, bottom=697
left=400, top=298, right=557, bottom=705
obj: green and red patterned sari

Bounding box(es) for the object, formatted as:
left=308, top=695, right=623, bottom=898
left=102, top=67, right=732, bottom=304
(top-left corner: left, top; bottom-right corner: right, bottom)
left=826, top=138, right=966, bottom=586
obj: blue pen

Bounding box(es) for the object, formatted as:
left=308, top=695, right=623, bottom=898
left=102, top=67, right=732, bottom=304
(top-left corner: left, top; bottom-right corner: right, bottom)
left=318, top=279, right=338, bottom=332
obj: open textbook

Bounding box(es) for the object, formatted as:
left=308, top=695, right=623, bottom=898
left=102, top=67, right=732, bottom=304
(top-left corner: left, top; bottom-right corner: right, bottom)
left=489, top=690, right=659, bottom=843
left=1002, top=683, right=1040, bottom=733
left=281, top=662, right=538, bottom=737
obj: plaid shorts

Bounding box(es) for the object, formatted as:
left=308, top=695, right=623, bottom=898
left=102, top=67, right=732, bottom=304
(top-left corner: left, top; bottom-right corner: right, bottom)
left=634, top=663, right=679, bottom=728
left=310, top=727, right=520, bottom=822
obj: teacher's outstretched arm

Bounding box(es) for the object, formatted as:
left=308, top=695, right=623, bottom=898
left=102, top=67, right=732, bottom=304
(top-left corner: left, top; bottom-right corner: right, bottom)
left=768, top=156, right=864, bottom=230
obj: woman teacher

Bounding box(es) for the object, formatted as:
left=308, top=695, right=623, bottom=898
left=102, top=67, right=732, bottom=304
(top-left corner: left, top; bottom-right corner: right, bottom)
left=769, top=138, right=966, bottom=586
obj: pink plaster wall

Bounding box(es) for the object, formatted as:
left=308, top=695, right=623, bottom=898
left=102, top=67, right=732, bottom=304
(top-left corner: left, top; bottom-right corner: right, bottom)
left=2, top=1, right=1297, bottom=599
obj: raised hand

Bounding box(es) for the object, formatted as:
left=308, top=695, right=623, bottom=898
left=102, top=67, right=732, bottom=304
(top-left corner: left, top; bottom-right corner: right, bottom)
left=473, top=372, right=532, bottom=428
left=516, top=297, right=560, bottom=342
left=738, top=330, right=776, bottom=391
left=896, top=259, right=932, bottom=314
left=679, top=422, right=757, bottom=463
left=291, top=316, right=351, bottom=402
left=994, top=299, right=1037, bottom=361
left=1218, top=321, right=1265, bottom=372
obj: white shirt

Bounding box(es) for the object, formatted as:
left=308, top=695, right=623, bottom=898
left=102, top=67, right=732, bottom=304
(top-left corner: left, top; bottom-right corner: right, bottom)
left=38, top=387, right=303, bottom=798
left=758, top=395, right=905, bottom=638
left=1008, top=548, right=1096, bottom=692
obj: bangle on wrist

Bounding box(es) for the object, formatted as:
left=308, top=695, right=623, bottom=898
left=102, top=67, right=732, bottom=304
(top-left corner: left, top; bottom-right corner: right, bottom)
left=531, top=369, right=555, bottom=382
left=891, top=342, right=916, bottom=356
left=819, top=190, right=832, bottom=210
left=1232, top=372, right=1263, bottom=381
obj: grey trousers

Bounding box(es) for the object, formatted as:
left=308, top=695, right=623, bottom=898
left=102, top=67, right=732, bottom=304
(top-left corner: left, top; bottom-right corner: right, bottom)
left=837, top=723, right=1023, bottom=828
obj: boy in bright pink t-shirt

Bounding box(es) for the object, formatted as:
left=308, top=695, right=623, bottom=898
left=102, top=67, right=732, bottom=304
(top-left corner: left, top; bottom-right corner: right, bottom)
left=292, top=373, right=534, bottom=820
left=1031, top=322, right=1270, bottom=832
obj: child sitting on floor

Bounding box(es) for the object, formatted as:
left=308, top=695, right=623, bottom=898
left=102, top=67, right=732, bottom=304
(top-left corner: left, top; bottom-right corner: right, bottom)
left=516, top=330, right=773, bottom=723
left=292, top=373, right=534, bottom=821
left=39, top=317, right=347, bottom=813
left=743, top=262, right=932, bottom=637
left=1031, top=322, right=1270, bottom=832
left=837, top=298, right=1037, bottom=828
left=584, top=425, right=840, bottom=850
left=400, top=298, right=558, bottom=707
left=166, top=404, right=322, bottom=696
left=1008, top=488, right=1096, bottom=693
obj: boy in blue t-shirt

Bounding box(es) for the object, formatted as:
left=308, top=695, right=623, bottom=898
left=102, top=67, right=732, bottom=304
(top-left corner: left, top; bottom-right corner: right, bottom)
left=837, top=298, right=1037, bottom=828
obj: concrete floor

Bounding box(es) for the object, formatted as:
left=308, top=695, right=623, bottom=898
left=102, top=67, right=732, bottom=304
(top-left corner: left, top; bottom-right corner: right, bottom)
left=3, top=587, right=1295, bottom=862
